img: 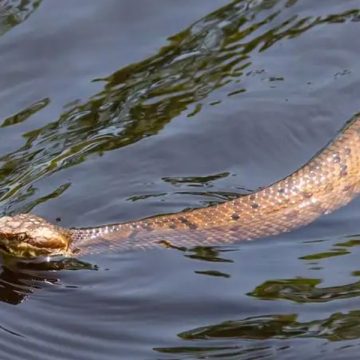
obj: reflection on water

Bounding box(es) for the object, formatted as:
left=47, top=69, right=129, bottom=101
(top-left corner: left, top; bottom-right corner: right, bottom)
left=184, top=246, right=235, bottom=263
left=250, top=275, right=360, bottom=303
left=0, top=0, right=41, bottom=37
left=0, top=256, right=96, bottom=305
left=1, top=0, right=359, bottom=215
left=155, top=311, right=360, bottom=357
left=178, top=311, right=360, bottom=341
left=153, top=234, right=360, bottom=358
left=0, top=98, right=49, bottom=128
left=0, top=0, right=360, bottom=359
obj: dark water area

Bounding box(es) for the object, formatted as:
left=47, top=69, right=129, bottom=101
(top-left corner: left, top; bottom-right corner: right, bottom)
left=0, top=0, right=360, bottom=358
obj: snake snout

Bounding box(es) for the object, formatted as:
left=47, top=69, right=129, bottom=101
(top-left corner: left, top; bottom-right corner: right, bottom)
left=0, top=214, right=72, bottom=257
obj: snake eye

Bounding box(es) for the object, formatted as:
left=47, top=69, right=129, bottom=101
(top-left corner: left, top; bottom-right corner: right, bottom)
left=17, top=232, right=29, bottom=242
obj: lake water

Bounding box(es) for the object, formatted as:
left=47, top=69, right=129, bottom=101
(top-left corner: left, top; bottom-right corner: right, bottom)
left=0, top=0, right=360, bottom=359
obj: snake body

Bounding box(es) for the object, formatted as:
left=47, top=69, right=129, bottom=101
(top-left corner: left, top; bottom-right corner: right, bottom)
left=0, top=116, right=360, bottom=258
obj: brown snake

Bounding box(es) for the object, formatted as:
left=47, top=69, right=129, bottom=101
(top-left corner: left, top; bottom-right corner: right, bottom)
left=0, top=115, right=360, bottom=258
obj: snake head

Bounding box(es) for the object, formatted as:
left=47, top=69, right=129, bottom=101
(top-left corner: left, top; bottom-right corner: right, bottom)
left=0, top=214, right=72, bottom=258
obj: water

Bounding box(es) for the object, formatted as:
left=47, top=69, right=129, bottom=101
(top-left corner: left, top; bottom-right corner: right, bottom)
left=0, top=0, right=360, bottom=358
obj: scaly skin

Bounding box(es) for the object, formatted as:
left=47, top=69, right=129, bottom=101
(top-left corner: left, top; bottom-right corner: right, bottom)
left=1, top=115, right=360, bottom=258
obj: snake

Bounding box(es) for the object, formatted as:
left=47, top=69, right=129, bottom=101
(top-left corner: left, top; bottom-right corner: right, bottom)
left=0, top=115, right=360, bottom=258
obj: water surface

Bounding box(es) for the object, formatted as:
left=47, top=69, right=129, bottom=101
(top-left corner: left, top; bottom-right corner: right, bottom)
left=0, top=0, right=360, bottom=359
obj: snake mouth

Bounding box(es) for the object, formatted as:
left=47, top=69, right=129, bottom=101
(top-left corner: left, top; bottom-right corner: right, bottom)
left=0, top=214, right=72, bottom=258
left=0, top=243, right=45, bottom=258
left=0, top=235, right=68, bottom=258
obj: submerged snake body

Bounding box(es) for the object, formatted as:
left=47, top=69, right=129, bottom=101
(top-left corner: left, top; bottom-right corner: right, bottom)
left=1, top=116, right=360, bottom=257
